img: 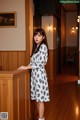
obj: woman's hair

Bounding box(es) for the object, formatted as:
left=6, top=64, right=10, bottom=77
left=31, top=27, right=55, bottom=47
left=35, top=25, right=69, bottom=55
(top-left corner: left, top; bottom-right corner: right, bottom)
left=31, top=28, right=49, bottom=56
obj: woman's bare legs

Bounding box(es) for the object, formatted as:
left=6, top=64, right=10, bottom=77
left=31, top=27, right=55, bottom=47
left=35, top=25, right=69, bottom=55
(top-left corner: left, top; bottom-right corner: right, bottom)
left=37, top=102, right=44, bottom=119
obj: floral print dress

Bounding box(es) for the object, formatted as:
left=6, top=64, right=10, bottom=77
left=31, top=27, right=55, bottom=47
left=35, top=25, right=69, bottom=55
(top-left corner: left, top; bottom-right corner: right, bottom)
left=29, top=44, right=50, bottom=102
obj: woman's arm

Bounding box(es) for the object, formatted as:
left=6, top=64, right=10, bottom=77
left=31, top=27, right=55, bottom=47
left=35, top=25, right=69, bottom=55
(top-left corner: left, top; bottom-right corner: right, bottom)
left=18, top=65, right=32, bottom=70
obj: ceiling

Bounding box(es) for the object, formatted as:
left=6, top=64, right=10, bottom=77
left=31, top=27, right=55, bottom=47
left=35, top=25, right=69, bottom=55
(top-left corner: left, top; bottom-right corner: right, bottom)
left=61, top=3, right=78, bottom=12
left=33, top=0, right=79, bottom=16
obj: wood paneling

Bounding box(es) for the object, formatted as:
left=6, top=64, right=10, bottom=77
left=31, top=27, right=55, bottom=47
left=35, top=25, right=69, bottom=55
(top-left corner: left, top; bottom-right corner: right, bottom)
left=66, top=46, right=76, bottom=63
left=79, top=51, right=80, bottom=77
left=0, top=52, right=2, bottom=70
left=61, top=47, right=66, bottom=67
left=0, top=51, right=26, bottom=71
left=46, top=50, right=57, bottom=82
left=53, top=49, right=58, bottom=79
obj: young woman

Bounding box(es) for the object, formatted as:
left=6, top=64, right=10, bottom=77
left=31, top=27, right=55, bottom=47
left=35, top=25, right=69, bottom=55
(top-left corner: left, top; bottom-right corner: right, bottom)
left=18, top=28, right=50, bottom=120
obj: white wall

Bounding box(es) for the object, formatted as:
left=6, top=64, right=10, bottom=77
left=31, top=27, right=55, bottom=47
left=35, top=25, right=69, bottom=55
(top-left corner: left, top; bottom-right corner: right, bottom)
left=0, top=0, right=26, bottom=51
left=66, top=12, right=78, bottom=47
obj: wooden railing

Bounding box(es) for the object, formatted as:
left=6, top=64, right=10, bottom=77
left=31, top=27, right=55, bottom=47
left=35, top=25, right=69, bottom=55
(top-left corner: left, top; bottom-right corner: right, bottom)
left=0, top=70, right=31, bottom=120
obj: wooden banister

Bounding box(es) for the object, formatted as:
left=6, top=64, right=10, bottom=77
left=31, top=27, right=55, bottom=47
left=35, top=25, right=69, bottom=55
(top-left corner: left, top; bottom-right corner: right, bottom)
left=0, top=70, right=31, bottom=120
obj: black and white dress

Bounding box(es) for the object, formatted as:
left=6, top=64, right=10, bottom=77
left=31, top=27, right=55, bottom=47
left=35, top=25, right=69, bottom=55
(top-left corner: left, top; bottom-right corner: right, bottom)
left=29, top=44, right=50, bottom=102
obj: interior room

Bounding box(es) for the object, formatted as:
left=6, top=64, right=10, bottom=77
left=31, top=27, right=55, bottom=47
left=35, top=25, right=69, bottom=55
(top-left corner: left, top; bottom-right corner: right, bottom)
left=0, top=0, right=80, bottom=120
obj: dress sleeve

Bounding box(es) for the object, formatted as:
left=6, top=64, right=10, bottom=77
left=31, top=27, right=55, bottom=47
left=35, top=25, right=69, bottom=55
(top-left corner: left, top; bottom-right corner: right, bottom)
left=32, top=44, right=48, bottom=69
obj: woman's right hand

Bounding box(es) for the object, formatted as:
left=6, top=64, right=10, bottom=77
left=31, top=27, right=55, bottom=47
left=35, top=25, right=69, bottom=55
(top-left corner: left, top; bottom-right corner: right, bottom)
left=17, top=66, right=28, bottom=70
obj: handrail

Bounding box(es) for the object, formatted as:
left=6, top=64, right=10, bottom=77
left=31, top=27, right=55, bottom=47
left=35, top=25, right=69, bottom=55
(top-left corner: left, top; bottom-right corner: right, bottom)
left=0, top=70, right=29, bottom=78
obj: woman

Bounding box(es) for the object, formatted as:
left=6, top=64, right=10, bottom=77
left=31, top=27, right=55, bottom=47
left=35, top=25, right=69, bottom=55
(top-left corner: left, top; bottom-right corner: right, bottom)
left=18, top=28, right=50, bottom=120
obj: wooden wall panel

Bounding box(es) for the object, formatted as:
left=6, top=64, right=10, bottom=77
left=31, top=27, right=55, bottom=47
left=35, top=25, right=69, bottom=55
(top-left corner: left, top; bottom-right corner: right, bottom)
left=8, top=52, right=13, bottom=70
left=2, top=52, right=9, bottom=71
left=0, top=52, right=2, bottom=70
left=79, top=51, right=80, bottom=77
left=53, top=49, right=58, bottom=78
left=61, top=47, right=66, bottom=67
left=18, top=52, right=26, bottom=67
left=46, top=49, right=57, bottom=82
left=0, top=51, right=26, bottom=71
left=46, top=50, right=54, bottom=81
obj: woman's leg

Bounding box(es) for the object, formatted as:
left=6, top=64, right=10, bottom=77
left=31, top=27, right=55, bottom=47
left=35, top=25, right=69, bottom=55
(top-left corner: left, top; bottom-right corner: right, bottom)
left=36, top=102, right=44, bottom=119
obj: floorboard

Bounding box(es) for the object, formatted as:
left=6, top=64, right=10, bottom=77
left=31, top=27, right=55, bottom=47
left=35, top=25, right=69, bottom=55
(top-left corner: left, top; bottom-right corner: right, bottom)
left=44, top=63, right=79, bottom=120
left=45, top=82, right=80, bottom=120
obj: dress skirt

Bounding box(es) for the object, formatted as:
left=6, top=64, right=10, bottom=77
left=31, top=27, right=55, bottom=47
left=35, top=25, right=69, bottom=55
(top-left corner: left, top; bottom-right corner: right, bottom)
left=31, top=68, right=50, bottom=102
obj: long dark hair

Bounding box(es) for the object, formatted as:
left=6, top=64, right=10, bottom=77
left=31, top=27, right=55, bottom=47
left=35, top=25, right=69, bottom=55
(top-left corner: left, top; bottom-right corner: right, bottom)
left=31, top=28, right=49, bottom=56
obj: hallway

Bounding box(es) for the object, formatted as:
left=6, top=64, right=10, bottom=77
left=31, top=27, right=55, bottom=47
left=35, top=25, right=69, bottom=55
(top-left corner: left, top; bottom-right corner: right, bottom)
left=44, top=63, right=79, bottom=120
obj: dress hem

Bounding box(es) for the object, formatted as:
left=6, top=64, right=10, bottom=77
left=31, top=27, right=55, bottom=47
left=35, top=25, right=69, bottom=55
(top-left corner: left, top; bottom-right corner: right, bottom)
left=31, top=98, right=50, bottom=102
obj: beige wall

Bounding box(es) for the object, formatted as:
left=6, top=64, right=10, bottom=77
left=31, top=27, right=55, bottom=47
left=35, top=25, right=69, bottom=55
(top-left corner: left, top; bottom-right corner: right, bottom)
left=0, top=0, right=26, bottom=50
left=42, top=16, right=53, bottom=50
left=42, top=16, right=57, bottom=50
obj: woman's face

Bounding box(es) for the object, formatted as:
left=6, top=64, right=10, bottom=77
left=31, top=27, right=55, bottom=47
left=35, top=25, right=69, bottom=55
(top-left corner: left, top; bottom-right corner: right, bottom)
left=34, top=32, right=45, bottom=45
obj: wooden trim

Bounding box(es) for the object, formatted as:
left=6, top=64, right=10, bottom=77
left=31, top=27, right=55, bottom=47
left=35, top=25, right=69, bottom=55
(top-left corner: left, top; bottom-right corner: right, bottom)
left=25, top=0, right=30, bottom=65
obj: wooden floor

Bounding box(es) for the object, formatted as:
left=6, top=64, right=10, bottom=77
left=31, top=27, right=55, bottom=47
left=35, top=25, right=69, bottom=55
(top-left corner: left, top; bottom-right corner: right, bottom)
left=54, top=63, right=78, bottom=84
left=44, top=63, right=79, bottom=120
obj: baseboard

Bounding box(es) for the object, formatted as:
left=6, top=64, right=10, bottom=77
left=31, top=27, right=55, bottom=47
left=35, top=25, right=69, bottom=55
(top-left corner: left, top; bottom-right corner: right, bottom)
left=77, top=80, right=80, bottom=84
